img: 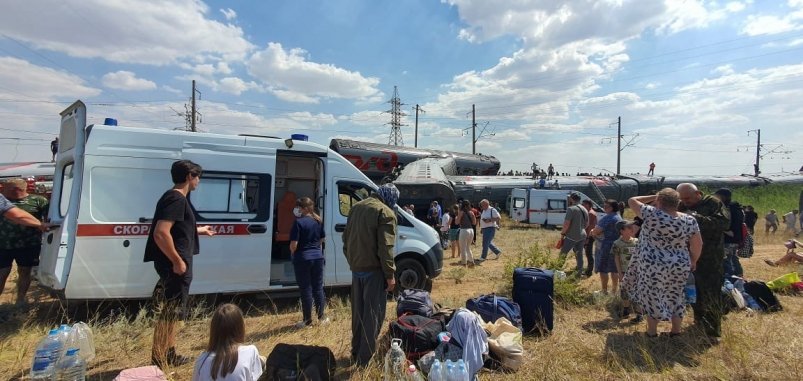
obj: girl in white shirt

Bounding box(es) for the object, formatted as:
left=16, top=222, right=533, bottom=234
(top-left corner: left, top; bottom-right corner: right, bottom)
left=193, top=304, right=264, bottom=381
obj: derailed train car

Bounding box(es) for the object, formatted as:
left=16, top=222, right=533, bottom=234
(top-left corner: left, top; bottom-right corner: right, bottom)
left=329, top=139, right=501, bottom=182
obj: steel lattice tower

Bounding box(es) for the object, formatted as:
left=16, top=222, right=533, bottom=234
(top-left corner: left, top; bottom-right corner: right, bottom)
left=386, top=86, right=407, bottom=145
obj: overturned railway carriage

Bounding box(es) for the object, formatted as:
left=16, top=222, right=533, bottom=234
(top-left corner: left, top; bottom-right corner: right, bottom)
left=398, top=165, right=803, bottom=212
left=329, top=139, right=501, bottom=182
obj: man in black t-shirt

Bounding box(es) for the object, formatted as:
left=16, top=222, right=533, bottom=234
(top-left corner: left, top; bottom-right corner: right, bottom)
left=144, top=160, right=214, bottom=368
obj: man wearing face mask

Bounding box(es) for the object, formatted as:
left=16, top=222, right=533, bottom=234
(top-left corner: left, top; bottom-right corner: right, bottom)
left=342, top=183, right=398, bottom=366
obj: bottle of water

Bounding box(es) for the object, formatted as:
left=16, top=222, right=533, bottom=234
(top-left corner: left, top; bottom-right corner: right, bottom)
left=54, top=348, right=86, bottom=381
left=445, top=360, right=457, bottom=381
left=383, top=339, right=406, bottom=381
left=429, top=359, right=444, bottom=381
left=455, top=359, right=470, bottom=381
left=685, top=272, right=697, bottom=305
left=30, top=329, right=62, bottom=381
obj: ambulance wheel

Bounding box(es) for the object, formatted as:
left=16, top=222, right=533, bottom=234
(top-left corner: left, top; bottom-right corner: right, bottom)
left=395, top=258, right=427, bottom=291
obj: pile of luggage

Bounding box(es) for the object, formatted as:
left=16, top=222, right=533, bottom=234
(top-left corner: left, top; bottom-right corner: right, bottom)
left=387, top=267, right=556, bottom=379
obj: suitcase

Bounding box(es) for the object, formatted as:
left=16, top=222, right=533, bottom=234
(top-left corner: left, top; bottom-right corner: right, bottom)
left=512, top=267, right=554, bottom=334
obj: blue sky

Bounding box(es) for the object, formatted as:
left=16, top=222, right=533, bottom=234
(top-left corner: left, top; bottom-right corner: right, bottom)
left=1, top=0, right=801, bottom=176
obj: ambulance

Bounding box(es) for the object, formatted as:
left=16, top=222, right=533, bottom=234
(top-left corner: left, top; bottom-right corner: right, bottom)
left=509, top=188, right=601, bottom=228
left=37, top=101, right=442, bottom=300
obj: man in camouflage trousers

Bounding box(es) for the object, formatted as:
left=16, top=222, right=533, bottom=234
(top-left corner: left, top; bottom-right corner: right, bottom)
left=0, top=178, right=49, bottom=307
left=677, top=183, right=730, bottom=343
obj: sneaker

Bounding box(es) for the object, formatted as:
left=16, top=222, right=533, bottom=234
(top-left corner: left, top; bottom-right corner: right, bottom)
left=294, top=321, right=311, bottom=329
left=494, top=251, right=502, bottom=259
left=319, top=317, right=331, bottom=325
left=764, top=259, right=777, bottom=267
left=475, top=258, right=486, bottom=263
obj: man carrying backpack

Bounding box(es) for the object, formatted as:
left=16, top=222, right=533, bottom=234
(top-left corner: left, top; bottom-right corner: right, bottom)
left=342, top=184, right=399, bottom=366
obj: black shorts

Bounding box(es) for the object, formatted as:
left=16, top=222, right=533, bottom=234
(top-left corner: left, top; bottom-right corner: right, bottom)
left=0, top=246, right=41, bottom=268
left=153, top=260, right=192, bottom=321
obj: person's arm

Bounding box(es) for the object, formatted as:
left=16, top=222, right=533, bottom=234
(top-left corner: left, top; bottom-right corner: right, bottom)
left=693, top=200, right=730, bottom=234
left=613, top=246, right=623, bottom=279
left=628, top=195, right=656, bottom=219
left=689, top=232, right=702, bottom=271
left=469, top=211, right=477, bottom=225
left=289, top=221, right=300, bottom=255
left=377, top=209, right=398, bottom=292
left=560, top=209, right=572, bottom=236
left=197, top=225, right=215, bottom=236
left=2, top=206, right=49, bottom=231
left=153, top=220, right=186, bottom=275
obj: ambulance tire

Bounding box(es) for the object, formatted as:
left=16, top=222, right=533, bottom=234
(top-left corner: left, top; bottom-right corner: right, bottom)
left=395, top=257, right=428, bottom=291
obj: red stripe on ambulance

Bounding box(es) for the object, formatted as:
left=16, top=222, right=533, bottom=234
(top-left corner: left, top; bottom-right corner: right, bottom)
left=76, top=224, right=249, bottom=236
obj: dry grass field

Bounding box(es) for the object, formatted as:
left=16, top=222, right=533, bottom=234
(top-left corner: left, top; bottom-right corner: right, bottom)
left=1, top=216, right=802, bottom=380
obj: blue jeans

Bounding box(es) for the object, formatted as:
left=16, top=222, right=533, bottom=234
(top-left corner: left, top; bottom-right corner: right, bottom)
left=481, top=227, right=501, bottom=259
left=293, top=258, right=326, bottom=324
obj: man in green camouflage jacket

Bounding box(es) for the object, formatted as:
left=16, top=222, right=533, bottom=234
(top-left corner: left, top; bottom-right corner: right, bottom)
left=0, top=178, right=49, bottom=307
left=677, top=183, right=730, bottom=343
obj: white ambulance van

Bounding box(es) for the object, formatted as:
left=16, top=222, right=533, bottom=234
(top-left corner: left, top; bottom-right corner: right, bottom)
left=37, top=101, right=442, bottom=300
left=509, top=188, right=601, bottom=228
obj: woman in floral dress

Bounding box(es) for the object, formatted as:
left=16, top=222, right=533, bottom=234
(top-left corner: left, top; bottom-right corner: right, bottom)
left=624, top=188, right=702, bottom=337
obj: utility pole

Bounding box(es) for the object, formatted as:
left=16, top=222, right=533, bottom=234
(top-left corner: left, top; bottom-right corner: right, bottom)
left=191, top=80, right=197, bottom=132
left=616, top=116, right=621, bottom=175
left=472, top=104, right=476, bottom=154
left=386, top=86, right=406, bottom=145
left=601, top=116, right=637, bottom=176
left=749, top=129, right=761, bottom=176
left=413, top=104, right=425, bottom=148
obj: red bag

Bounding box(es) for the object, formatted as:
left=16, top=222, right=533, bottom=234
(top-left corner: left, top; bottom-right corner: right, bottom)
left=555, top=237, right=564, bottom=249
left=791, top=282, right=803, bottom=293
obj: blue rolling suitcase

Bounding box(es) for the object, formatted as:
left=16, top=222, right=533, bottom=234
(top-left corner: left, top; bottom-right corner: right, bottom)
left=512, top=267, right=554, bottom=335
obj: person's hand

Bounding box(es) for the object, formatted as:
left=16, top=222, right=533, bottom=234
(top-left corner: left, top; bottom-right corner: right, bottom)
left=690, top=261, right=697, bottom=272
left=198, top=225, right=216, bottom=236
left=386, top=278, right=396, bottom=293
left=173, top=260, right=187, bottom=275
left=38, top=222, right=52, bottom=232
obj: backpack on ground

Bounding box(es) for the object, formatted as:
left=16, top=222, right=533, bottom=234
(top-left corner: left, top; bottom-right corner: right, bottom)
left=262, top=343, right=336, bottom=381
left=389, top=313, right=445, bottom=360
left=511, top=267, right=554, bottom=334
left=743, top=281, right=782, bottom=312
left=396, top=288, right=435, bottom=317
left=465, top=294, right=522, bottom=331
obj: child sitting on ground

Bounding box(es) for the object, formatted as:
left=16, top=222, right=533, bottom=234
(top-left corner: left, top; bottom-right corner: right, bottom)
left=193, top=303, right=265, bottom=381
left=613, top=220, right=643, bottom=323
left=764, top=239, right=803, bottom=267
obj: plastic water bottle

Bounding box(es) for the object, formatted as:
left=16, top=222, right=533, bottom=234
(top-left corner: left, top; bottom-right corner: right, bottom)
left=455, top=359, right=470, bottom=381
left=685, top=273, right=697, bottom=305
left=383, top=338, right=406, bottom=381
left=54, top=348, right=86, bottom=381
left=429, top=359, right=445, bottom=381
left=30, top=329, right=62, bottom=380
left=406, top=364, right=424, bottom=381
left=444, top=360, right=456, bottom=381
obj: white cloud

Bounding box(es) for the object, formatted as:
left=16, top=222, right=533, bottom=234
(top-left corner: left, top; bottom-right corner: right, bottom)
left=247, top=42, right=383, bottom=103
left=0, top=0, right=253, bottom=65
left=0, top=57, right=100, bottom=100
left=217, top=77, right=260, bottom=95
left=162, top=85, right=183, bottom=95
left=220, top=8, right=237, bottom=21
left=101, top=71, right=157, bottom=91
